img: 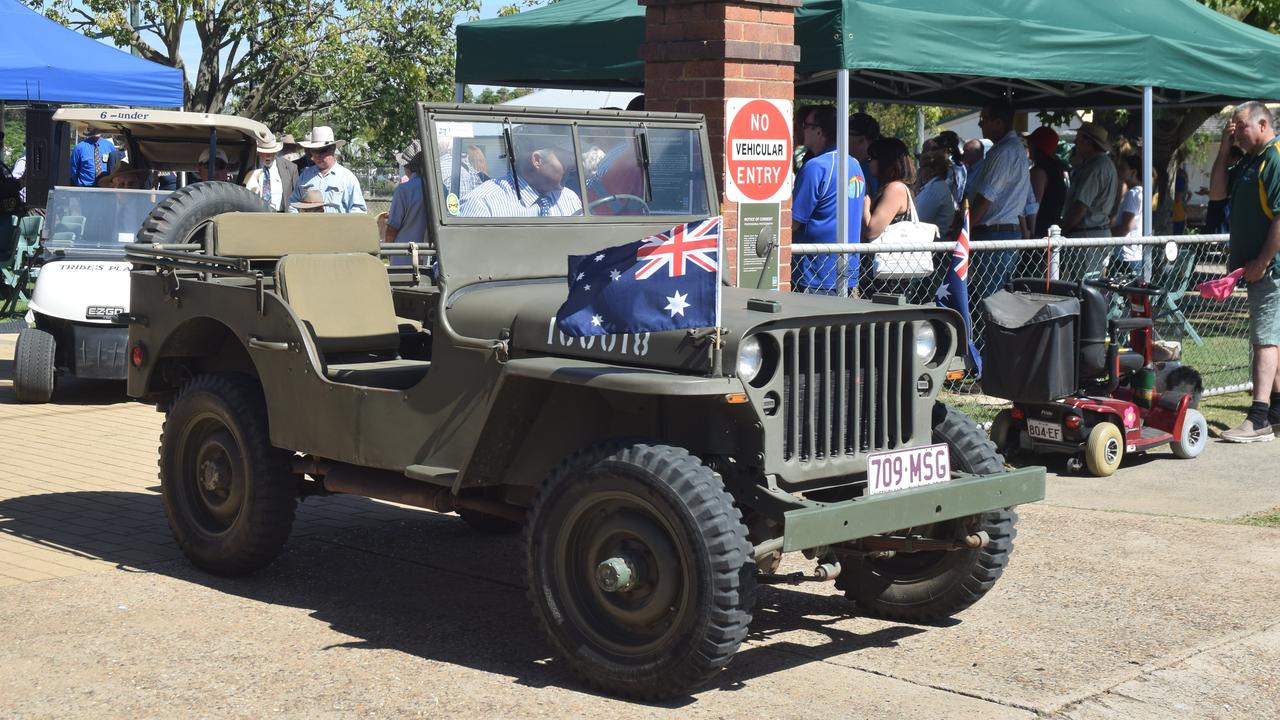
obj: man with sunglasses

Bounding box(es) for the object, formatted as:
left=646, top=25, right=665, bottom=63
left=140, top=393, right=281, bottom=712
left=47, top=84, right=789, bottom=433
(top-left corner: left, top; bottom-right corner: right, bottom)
left=288, top=126, right=367, bottom=214
left=791, top=105, right=868, bottom=296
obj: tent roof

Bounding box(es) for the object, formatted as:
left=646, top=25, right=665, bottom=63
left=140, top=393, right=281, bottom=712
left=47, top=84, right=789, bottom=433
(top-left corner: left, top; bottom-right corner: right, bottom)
left=457, top=0, right=1280, bottom=108
left=0, top=0, right=184, bottom=107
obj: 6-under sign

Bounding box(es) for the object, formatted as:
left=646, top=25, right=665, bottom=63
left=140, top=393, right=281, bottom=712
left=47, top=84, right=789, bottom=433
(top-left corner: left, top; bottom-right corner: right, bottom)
left=725, top=98, right=793, bottom=203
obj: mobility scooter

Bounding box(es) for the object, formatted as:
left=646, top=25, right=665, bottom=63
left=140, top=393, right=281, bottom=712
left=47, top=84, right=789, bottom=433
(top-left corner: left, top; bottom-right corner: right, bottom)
left=983, top=275, right=1207, bottom=477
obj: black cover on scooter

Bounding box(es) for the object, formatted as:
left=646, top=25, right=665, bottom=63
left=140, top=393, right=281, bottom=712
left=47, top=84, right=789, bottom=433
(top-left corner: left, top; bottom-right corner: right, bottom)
left=981, top=290, right=1080, bottom=402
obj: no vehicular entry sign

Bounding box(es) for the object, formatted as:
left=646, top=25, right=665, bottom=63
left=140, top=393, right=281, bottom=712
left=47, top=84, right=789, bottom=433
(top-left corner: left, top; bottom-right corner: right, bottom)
left=725, top=98, right=793, bottom=203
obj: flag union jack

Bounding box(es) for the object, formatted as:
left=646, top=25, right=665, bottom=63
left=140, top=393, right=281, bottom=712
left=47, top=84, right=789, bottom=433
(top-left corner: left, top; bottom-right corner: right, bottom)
left=953, top=204, right=970, bottom=280
left=635, top=218, right=720, bottom=279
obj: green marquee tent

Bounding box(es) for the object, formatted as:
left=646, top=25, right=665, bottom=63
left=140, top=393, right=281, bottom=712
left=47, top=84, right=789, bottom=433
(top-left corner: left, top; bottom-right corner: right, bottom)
left=457, top=0, right=1280, bottom=108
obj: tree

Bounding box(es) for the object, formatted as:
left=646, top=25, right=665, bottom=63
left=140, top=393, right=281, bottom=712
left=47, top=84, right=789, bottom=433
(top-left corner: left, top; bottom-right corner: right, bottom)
left=25, top=0, right=478, bottom=156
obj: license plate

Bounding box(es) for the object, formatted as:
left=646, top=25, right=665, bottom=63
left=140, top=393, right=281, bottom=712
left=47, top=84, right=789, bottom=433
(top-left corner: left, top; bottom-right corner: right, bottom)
left=866, top=443, right=951, bottom=496
left=1026, top=419, right=1063, bottom=441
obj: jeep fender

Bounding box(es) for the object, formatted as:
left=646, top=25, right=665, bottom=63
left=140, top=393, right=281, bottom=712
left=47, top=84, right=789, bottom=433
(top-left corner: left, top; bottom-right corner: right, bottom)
left=458, top=356, right=761, bottom=494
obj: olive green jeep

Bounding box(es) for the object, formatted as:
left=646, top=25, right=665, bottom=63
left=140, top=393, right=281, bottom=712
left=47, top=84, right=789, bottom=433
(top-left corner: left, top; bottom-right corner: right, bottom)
left=124, top=103, right=1044, bottom=700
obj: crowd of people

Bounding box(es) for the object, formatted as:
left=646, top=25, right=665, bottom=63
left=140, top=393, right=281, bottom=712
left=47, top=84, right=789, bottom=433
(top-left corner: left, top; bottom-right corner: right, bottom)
left=788, top=101, right=1198, bottom=305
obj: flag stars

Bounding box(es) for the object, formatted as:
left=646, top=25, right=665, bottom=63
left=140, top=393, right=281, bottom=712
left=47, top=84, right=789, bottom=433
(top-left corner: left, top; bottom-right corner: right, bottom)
left=591, top=314, right=603, bottom=327
left=664, top=290, right=691, bottom=317
left=595, top=254, right=605, bottom=262
left=609, top=269, right=621, bottom=281
left=576, top=272, right=585, bottom=281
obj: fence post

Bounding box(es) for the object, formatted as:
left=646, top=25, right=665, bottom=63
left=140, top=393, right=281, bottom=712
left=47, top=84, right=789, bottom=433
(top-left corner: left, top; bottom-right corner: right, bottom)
left=1048, top=224, right=1062, bottom=280
left=836, top=254, right=850, bottom=297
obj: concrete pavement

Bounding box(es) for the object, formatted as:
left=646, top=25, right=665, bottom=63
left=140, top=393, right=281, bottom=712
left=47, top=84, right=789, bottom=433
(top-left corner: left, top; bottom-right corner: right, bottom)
left=2, top=331, right=1280, bottom=718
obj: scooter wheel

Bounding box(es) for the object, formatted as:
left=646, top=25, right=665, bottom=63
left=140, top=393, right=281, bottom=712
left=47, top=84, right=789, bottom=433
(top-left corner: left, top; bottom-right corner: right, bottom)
left=1171, top=408, right=1208, bottom=459
left=1085, top=422, right=1124, bottom=477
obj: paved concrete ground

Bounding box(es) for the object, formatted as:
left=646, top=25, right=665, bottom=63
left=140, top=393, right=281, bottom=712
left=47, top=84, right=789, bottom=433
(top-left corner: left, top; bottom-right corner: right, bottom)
left=2, top=332, right=1279, bottom=718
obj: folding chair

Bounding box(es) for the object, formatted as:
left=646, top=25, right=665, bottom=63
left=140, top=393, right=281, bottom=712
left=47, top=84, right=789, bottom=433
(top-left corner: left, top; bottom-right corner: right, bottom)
left=1152, top=245, right=1203, bottom=346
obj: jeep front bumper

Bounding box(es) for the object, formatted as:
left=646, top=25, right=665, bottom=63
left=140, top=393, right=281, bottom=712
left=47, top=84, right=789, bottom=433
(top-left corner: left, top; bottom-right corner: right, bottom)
left=780, top=466, right=1046, bottom=552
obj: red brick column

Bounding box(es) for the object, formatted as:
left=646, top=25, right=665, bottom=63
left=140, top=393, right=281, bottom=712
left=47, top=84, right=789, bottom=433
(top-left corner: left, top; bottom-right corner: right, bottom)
left=639, top=0, right=801, bottom=289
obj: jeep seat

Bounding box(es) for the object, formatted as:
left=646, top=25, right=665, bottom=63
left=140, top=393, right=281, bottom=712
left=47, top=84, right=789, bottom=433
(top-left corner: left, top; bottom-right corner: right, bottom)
left=274, top=251, right=429, bottom=390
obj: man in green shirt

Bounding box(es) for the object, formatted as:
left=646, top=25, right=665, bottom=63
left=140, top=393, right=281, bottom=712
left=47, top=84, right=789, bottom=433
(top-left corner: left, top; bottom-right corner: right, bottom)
left=1211, top=101, right=1280, bottom=442
left=1060, top=122, right=1119, bottom=276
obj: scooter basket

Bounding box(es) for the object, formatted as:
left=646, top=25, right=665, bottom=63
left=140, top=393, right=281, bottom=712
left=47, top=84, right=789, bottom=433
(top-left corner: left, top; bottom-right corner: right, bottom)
left=980, top=290, right=1080, bottom=402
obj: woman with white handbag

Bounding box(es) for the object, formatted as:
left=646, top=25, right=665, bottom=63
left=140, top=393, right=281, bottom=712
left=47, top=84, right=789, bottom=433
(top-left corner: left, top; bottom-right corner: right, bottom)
left=864, top=138, right=938, bottom=298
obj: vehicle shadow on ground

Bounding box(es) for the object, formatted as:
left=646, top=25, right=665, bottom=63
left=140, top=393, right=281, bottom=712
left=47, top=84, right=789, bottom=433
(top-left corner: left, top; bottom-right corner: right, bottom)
left=0, top=489, right=934, bottom=704
left=0, top=356, right=128, bottom=405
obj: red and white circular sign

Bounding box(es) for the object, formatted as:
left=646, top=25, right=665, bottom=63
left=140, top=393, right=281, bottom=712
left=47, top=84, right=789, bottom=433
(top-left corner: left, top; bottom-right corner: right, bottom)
left=725, top=98, right=793, bottom=203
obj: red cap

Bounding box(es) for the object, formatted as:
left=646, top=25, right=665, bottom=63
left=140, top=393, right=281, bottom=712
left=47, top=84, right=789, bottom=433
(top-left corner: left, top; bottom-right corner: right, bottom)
left=1026, top=126, right=1059, bottom=157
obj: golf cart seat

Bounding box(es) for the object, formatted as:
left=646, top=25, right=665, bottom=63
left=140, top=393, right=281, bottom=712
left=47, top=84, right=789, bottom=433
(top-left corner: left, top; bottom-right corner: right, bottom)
left=207, top=213, right=429, bottom=390
left=1007, top=278, right=1146, bottom=379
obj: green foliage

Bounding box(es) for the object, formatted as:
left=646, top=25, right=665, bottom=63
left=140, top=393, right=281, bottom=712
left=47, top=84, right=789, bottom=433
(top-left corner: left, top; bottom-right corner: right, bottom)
left=23, top=0, right=479, bottom=158
left=853, top=103, right=946, bottom=150
left=2, top=115, right=25, bottom=166
left=464, top=87, right=535, bottom=105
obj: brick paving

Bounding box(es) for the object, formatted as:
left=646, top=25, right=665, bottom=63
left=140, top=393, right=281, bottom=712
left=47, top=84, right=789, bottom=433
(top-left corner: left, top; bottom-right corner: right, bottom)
left=0, top=332, right=428, bottom=587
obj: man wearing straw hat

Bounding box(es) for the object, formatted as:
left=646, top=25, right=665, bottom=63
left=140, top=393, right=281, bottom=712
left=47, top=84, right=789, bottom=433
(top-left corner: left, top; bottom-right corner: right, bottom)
left=288, top=125, right=367, bottom=214
left=245, top=134, right=298, bottom=213
left=1059, top=121, right=1119, bottom=274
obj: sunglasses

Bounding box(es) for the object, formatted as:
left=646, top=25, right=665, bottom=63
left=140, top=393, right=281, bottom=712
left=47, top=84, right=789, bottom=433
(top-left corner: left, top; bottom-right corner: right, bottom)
left=801, top=122, right=822, bottom=130
left=308, top=146, right=336, bottom=156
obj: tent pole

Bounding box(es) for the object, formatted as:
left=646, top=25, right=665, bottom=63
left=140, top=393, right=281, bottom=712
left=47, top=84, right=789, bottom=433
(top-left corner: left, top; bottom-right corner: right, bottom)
left=455, top=84, right=464, bottom=103
left=1143, top=85, right=1154, bottom=280
left=916, top=106, right=925, bottom=154
left=836, top=69, right=849, bottom=296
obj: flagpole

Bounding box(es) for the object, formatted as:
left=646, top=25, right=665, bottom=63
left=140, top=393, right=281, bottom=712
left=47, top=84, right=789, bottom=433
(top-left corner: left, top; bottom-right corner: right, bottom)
left=713, top=216, right=724, bottom=377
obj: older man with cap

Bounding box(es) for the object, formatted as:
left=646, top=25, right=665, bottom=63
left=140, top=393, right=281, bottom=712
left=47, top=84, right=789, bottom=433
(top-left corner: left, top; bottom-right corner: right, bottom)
left=1060, top=122, right=1120, bottom=274
left=288, top=126, right=366, bottom=214
left=245, top=135, right=298, bottom=212
left=195, top=147, right=231, bottom=183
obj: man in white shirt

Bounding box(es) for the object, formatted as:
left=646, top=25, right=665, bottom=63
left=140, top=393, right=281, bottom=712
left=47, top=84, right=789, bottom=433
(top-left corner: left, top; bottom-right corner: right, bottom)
left=246, top=136, right=298, bottom=213
left=288, top=126, right=367, bottom=214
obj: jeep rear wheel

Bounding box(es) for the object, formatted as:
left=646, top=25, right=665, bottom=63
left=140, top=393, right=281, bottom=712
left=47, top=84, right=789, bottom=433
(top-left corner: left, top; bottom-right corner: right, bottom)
left=160, top=374, right=297, bottom=576
left=525, top=443, right=754, bottom=700
left=837, top=403, right=1018, bottom=622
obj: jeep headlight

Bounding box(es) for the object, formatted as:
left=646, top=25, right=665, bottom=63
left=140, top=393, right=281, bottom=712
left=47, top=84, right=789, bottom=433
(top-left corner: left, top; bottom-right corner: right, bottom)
left=915, top=323, right=938, bottom=362
left=737, top=336, right=763, bottom=383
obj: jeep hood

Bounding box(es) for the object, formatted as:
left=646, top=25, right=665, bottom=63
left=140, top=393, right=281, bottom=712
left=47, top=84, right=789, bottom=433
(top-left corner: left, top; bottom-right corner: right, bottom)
left=445, top=282, right=965, bottom=375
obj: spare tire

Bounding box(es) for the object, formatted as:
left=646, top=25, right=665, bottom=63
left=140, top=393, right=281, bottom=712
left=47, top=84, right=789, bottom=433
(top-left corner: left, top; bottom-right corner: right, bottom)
left=137, top=182, right=271, bottom=247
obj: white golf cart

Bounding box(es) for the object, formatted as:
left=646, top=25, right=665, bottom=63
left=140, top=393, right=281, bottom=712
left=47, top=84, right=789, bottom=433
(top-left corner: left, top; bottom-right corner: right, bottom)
left=13, top=108, right=274, bottom=402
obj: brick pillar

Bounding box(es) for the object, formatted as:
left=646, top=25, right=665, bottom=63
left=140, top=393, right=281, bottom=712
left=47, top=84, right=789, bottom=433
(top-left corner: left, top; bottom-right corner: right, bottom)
left=640, top=0, right=801, bottom=289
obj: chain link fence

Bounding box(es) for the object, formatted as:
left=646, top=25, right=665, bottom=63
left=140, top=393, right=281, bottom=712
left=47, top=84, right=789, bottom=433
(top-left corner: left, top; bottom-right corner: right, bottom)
left=792, top=232, right=1249, bottom=418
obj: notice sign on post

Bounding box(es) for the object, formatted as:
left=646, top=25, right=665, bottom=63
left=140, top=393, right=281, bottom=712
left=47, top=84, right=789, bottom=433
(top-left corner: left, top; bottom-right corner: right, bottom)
left=737, top=202, right=781, bottom=291
left=725, top=98, right=793, bottom=203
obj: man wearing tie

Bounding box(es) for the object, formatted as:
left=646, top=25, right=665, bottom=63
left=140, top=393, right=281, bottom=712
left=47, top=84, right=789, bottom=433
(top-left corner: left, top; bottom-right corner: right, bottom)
left=70, top=126, right=116, bottom=187
left=246, top=136, right=298, bottom=212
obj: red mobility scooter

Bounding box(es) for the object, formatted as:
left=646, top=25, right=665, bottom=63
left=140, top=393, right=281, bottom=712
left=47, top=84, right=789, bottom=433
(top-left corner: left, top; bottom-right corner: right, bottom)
left=982, top=276, right=1206, bottom=477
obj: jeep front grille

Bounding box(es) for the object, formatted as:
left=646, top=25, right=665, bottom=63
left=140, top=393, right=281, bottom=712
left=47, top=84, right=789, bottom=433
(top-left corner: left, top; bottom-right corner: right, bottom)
left=781, top=322, right=914, bottom=462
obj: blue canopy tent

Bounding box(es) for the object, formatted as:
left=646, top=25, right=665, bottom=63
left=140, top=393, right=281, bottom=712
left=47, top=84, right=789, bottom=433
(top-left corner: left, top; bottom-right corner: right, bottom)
left=0, top=0, right=183, bottom=107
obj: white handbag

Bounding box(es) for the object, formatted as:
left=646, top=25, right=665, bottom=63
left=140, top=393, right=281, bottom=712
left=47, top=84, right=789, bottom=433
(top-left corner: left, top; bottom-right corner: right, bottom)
left=870, top=189, right=938, bottom=279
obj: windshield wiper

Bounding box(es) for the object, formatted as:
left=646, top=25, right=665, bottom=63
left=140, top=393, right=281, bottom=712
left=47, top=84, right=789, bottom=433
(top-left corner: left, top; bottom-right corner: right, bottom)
left=503, top=123, right=522, bottom=194
left=637, top=128, right=653, bottom=203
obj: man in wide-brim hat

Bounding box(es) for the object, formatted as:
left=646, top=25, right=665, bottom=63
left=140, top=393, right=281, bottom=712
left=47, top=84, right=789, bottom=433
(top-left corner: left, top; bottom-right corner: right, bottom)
left=287, top=125, right=366, bottom=213
left=245, top=134, right=298, bottom=212
left=1060, top=121, right=1121, bottom=271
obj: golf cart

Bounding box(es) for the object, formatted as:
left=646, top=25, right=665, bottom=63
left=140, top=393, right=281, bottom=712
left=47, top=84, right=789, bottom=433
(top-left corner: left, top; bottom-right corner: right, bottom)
left=12, top=108, right=273, bottom=403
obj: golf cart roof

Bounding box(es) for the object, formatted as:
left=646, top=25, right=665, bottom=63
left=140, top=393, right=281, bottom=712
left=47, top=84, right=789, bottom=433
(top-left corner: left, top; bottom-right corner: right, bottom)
left=53, top=108, right=274, bottom=172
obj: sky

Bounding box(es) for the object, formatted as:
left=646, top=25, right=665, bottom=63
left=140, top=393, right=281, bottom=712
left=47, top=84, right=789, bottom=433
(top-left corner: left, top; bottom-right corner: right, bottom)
left=93, top=0, right=512, bottom=86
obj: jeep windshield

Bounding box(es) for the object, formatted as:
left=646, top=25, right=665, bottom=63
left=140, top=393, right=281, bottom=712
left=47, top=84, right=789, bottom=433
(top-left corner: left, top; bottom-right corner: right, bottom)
left=43, top=186, right=172, bottom=258
left=433, top=117, right=712, bottom=221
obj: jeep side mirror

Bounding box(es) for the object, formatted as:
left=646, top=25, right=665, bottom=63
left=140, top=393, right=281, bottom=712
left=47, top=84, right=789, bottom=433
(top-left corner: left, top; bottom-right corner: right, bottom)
left=754, top=226, right=775, bottom=258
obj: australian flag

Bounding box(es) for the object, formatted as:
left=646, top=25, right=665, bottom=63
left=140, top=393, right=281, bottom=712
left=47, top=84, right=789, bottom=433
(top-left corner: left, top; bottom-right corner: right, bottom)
left=556, top=217, right=722, bottom=336
left=935, top=201, right=983, bottom=376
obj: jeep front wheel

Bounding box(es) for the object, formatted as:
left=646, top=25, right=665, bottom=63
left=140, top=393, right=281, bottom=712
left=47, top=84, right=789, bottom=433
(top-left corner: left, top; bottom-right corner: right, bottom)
left=160, top=374, right=297, bottom=576
left=837, top=403, right=1018, bottom=622
left=525, top=443, right=754, bottom=700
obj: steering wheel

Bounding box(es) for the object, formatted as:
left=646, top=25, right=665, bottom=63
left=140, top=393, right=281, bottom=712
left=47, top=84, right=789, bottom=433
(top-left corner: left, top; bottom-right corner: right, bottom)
left=587, top=193, right=651, bottom=215
left=1085, top=277, right=1166, bottom=298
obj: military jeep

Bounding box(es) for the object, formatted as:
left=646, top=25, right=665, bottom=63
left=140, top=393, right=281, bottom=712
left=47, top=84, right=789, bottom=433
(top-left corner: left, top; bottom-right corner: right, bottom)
left=124, top=104, right=1044, bottom=700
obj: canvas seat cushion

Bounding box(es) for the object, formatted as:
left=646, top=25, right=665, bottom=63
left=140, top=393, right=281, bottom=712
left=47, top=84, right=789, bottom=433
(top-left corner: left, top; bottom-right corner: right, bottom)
left=274, top=252, right=401, bottom=355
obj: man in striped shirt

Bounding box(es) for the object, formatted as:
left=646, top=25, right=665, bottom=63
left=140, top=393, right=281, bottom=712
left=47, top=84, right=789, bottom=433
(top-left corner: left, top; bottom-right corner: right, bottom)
left=460, top=142, right=582, bottom=218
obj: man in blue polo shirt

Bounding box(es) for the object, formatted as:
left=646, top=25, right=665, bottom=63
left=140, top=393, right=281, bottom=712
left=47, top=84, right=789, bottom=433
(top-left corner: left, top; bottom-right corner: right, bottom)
left=791, top=105, right=868, bottom=296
